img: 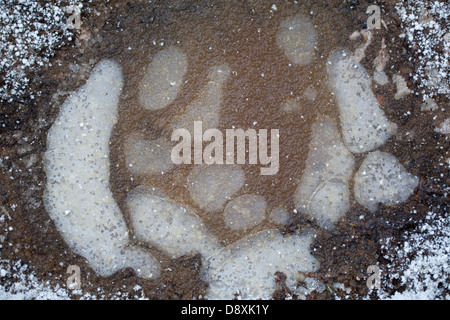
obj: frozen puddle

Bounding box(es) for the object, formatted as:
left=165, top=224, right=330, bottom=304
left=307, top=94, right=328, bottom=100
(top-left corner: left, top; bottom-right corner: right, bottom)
left=43, top=12, right=420, bottom=299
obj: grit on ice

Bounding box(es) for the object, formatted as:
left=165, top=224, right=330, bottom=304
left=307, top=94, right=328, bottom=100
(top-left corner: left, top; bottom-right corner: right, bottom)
left=171, top=120, right=280, bottom=175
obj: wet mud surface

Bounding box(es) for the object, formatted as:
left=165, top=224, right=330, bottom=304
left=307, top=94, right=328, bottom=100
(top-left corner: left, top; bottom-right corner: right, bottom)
left=0, top=0, right=449, bottom=299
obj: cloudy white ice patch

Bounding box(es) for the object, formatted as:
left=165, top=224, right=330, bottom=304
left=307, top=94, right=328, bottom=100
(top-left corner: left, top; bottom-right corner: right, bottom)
left=139, top=46, right=188, bottom=111
left=354, top=151, right=418, bottom=212
left=127, top=187, right=220, bottom=260
left=223, top=194, right=267, bottom=230
left=327, top=49, right=396, bottom=153
left=187, top=164, right=245, bottom=213
left=277, top=14, right=317, bottom=66
left=170, top=64, right=231, bottom=132
left=125, top=135, right=174, bottom=176
left=0, top=1, right=72, bottom=101
left=44, top=60, right=160, bottom=279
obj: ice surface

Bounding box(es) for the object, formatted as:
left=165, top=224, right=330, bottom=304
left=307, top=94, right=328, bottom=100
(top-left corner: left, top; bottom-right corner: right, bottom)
left=187, top=164, right=245, bottom=213
left=205, top=230, right=319, bottom=300
left=294, top=116, right=355, bottom=229
left=139, top=46, right=188, bottom=111
left=170, top=64, right=231, bottom=132
left=354, top=151, right=418, bottom=212
left=124, top=136, right=174, bottom=176
left=269, top=207, right=291, bottom=226
left=327, top=49, right=396, bottom=153
left=436, top=118, right=450, bottom=135
left=277, top=14, right=316, bottom=66
left=44, top=60, right=160, bottom=279
left=127, top=187, right=220, bottom=259
left=223, top=194, right=266, bottom=230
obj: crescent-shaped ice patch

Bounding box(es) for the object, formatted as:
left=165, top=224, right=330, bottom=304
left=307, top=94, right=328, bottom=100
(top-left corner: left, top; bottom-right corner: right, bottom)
left=43, top=60, right=160, bottom=279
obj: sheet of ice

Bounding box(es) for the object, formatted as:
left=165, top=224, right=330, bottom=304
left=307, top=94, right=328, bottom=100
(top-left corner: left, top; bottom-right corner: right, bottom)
left=205, top=230, right=319, bottom=300
left=171, top=64, right=230, bottom=132
left=354, top=151, right=418, bottom=212
left=294, top=116, right=355, bottom=229
left=127, top=187, right=220, bottom=259
left=124, top=136, right=174, bottom=176
left=139, top=46, right=188, bottom=111
left=44, top=60, right=160, bottom=279
left=327, top=49, right=396, bottom=153
left=187, top=164, right=245, bottom=213
left=223, top=194, right=266, bottom=230
left=277, top=14, right=316, bottom=66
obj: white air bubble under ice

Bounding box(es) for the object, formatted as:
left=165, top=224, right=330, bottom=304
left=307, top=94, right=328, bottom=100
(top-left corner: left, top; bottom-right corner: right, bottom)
left=139, top=46, right=188, bottom=111
left=170, top=64, right=231, bottom=132
left=205, top=230, right=319, bottom=300
left=354, top=151, right=419, bottom=212
left=127, top=187, right=220, bottom=260
left=327, top=49, right=396, bottom=153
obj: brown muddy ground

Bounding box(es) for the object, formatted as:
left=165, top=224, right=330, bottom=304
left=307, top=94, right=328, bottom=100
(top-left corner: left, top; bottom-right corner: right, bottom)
left=0, top=0, right=449, bottom=299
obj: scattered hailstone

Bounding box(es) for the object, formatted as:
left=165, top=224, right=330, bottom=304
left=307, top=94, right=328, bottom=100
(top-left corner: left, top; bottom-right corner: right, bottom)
left=0, top=1, right=74, bottom=102
left=395, top=1, right=449, bottom=99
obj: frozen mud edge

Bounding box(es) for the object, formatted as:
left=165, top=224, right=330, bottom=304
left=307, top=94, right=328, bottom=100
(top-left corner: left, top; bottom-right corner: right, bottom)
left=43, top=60, right=160, bottom=279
